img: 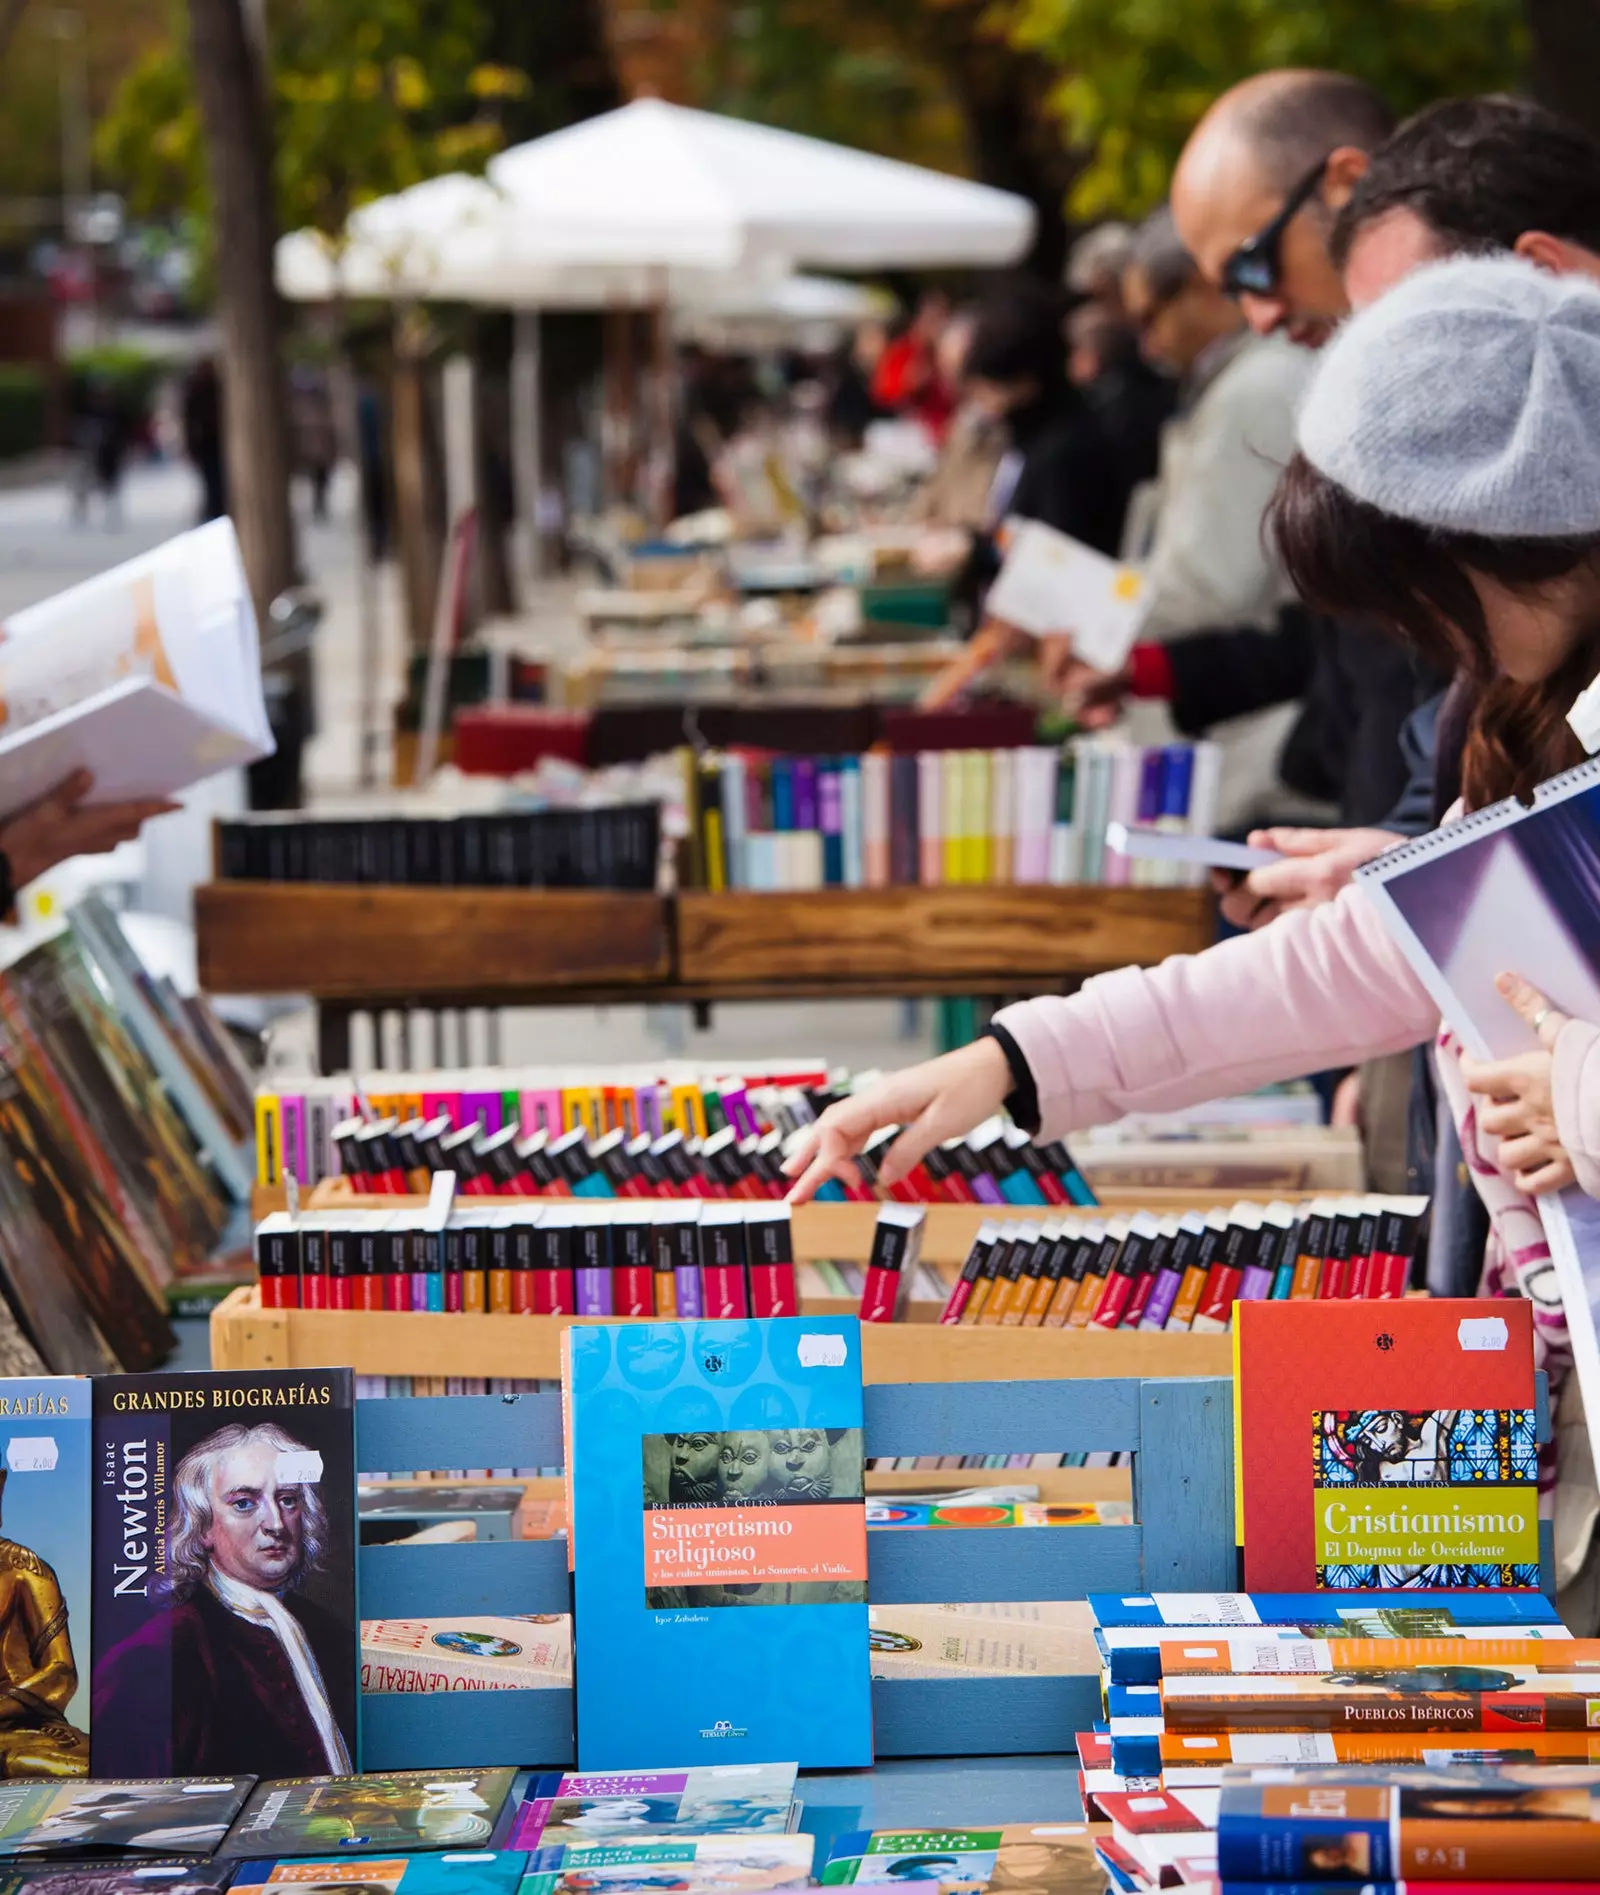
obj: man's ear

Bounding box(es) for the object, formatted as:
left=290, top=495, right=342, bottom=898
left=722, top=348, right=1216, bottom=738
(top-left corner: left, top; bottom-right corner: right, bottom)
left=1322, top=145, right=1371, bottom=214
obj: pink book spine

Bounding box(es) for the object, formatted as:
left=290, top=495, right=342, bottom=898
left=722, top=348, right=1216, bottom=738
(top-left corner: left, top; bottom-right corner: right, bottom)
left=917, top=751, right=942, bottom=886
left=521, top=1088, right=565, bottom=1138
left=863, top=751, right=891, bottom=888
left=422, top=1090, right=459, bottom=1128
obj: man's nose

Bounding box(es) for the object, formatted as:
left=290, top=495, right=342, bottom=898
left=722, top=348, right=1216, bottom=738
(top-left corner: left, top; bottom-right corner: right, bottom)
left=259, top=1491, right=285, bottom=1530
left=1238, top=291, right=1287, bottom=337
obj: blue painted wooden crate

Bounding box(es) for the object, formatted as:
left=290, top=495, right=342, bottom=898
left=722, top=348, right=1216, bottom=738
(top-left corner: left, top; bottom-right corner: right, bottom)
left=356, top=1372, right=1236, bottom=1768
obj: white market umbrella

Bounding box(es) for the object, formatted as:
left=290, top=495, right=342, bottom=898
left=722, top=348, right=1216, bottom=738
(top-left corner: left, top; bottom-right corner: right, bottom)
left=487, top=98, right=1035, bottom=272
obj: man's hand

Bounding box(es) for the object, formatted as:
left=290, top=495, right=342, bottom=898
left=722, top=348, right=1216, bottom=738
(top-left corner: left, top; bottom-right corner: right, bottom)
left=1044, top=639, right=1131, bottom=730
left=1460, top=972, right=1576, bottom=1197
left=918, top=619, right=1032, bottom=710
left=910, top=527, right=971, bottom=577
left=782, top=1037, right=1013, bottom=1204
left=1216, top=826, right=1397, bottom=931
left=0, top=770, right=178, bottom=894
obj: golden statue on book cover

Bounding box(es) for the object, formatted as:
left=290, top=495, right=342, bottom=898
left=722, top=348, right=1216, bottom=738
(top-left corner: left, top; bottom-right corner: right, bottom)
left=0, top=1471, right=88, bottom=1775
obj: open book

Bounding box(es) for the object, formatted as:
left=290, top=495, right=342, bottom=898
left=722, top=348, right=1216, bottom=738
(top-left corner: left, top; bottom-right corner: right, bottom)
left=983, top=516, right=1150, bottom=671
left=0, top=518, right=273, bottom=819
left=1357, top=756, right=1600, bottom=1489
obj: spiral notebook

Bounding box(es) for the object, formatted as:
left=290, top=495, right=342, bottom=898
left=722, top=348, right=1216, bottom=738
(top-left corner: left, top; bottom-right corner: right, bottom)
left=1356, top=754, right=1600, bottom=1478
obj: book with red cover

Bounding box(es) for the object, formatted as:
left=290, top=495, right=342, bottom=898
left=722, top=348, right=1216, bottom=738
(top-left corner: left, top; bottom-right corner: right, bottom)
left=1234, top=1298, right=1539, bottom=1592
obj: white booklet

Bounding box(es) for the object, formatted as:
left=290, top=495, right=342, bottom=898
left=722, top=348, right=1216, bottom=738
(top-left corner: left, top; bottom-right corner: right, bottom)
left=0, top=518, right=273, bottom=819
left=1357, top=755, right=1600, bottom=1482
left=983, top=516, right=1150, bottom=671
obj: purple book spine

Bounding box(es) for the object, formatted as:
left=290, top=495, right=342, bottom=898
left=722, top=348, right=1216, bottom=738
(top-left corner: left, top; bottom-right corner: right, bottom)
left=638, top=1083, right=664, bottom=1141
left=1238, top=1266, right=1275, bottom=1301
left=970, top=1175, right=1005, bottom=1207
left=794, top=757, right=819, bottom=831
left=1140, top=1267, right=1183, bottom=1330
left=461, top=1091, right=503, bottom=1134
left=576, top=1265, right=611, bottom=1314
left=674, top=1263, right=704, bottom=1317
left=1137, top=749, right=1164, bottom=825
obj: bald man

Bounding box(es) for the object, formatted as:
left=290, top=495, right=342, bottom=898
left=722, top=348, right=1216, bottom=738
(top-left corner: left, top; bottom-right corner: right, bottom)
left=1172, top=69, right=1394, bottom=347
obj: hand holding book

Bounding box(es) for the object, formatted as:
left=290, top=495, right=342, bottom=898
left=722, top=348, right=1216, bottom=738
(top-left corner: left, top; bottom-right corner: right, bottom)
left=1460, top=970, right=1575, bottom=1195
left=0, top=768, right=178, bottom=896
left=782, top=1037, right=1012, bottom=1204
left=1216, top=824, right=1397, bottom=930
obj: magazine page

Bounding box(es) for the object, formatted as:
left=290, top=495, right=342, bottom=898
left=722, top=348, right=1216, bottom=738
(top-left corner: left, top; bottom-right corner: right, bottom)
left=1357, top=756, right=1600, bottom=1513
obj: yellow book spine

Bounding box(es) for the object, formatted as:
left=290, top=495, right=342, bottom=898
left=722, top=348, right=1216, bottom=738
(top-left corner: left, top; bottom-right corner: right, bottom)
left=255, top=1093, right=282, bottom=1187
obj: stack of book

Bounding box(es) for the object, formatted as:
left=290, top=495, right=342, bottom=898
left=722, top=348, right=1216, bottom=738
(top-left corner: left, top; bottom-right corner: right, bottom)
left=682, top=734, right=1222, bottom=892
left=1079, top=1591, right=1579, bottom=1890
left=936, top=1195, right=1430, bottom=1329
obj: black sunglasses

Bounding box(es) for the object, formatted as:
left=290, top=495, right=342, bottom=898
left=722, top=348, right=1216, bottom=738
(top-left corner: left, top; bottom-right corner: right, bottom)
left=1220, top=157, right=1330, bottom=300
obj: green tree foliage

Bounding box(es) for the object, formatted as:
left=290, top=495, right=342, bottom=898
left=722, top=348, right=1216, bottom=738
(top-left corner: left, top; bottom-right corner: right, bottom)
left=97, top=0, right=528, bottom=239
left=1011, top=0, right=1529, bottom=217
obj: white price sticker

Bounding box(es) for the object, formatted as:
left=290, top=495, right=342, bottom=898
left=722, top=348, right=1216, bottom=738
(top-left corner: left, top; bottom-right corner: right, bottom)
left=274, top=1449, right=323, bottom=1485
left=1458, top=1316, right=1510, bottom=1352
left=796, top=1333, right=848, bottom=1368
left=5, top=1437, right=55, bottom=1473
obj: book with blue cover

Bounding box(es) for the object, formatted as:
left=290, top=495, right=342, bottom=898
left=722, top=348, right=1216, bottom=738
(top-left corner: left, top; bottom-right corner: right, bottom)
left=230, top=1856, right=527, bottom=1895
left=507, top=1765, right=799, bottom=1851
left=565, top=1317, right=871, bottom=1769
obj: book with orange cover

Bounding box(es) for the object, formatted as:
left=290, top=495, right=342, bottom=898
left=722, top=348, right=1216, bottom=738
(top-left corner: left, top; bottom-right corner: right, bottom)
left=1161, top=1663, right=1600, bottom=1733
left=1159, top=1634, right=1599, bottom=1676
left=1233, top=1297, right=1540, bottom=1591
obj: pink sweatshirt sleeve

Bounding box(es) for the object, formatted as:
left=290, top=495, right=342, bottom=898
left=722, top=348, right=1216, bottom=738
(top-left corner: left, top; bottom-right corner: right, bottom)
left=1552, top=1019, right=1600, bottom=1200
left=994, top=883, right=1439, bottom=1142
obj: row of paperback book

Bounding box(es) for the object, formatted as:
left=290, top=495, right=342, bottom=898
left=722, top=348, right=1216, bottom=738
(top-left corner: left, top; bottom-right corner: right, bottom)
left=681, top=736, right=1222, bottom=891
left=254, top=1064, right=1095, bottom=1206
left=1079, top=1590, right=1598, bottom=1890
left=941, top=1196, right=1431, bottom=1330
left=215, top=804, right=662, bottom=890
left=0, top=898, right=258, bottom=1379
left=254, top=1199, right=803, bottom=1316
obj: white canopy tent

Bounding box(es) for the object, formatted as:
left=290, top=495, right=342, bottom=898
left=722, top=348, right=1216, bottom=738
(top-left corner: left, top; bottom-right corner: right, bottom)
left=485, top=98, right=1035, bottom=272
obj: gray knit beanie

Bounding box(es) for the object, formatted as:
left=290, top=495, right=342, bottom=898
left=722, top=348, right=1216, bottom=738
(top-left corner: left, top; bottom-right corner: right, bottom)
left=1297, top=254, right=1600, bottom=538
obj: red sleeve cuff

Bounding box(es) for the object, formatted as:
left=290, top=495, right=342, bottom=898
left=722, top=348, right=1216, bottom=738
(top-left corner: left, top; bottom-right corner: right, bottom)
left=1128, top=642, right=1173, bottom=699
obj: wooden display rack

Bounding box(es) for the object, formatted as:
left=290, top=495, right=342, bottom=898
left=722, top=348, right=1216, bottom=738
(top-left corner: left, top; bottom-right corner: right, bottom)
left=195, top=880, right=1213, bottom=1068
left=211, top=1286, right=1232, bottom=1381
left=354, top=1375, right=1237, bottom=1767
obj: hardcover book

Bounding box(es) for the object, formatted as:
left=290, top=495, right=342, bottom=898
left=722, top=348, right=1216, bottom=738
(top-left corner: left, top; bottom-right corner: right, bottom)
left=507, top=1764, right=799, bottom=1850
left=0, top=1779, right=254, bottom=1856
left=219, top=1770, right=519, bottom=1860
left=566, top=1317, right=871, bottom=1768
left=1233, top=1299, right=1541, bottom=1590
left=822, top=1824, right=1102, bottom=1894
left=90, top=1370, right=358, bottom=1779
left=1217, top=1765, right=1600, bottom=1881
left=229, top=1857, right=527, bottom=1895
left=0, top=1377, right=92, bottom=1776
left=1162, top=1663, right=1600, bottom=1733
left=522, top=1834, right=813, bottom=1895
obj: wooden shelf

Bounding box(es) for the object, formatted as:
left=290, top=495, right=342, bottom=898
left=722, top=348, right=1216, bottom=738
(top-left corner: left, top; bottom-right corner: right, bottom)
left=197, top=881, right=1213, bottom=1004
left=196, top=884, right=670, bottom=1000
left=210, top=1284, right=1233, bottom=1381
left=677, top=885, right=1212, bottom=988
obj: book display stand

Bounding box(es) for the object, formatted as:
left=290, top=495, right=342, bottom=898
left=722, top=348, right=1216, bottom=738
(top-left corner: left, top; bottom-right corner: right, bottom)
left=353, top=1374, right=1235, bottom=1770
left=195, top=882, right=1212, bottom=1070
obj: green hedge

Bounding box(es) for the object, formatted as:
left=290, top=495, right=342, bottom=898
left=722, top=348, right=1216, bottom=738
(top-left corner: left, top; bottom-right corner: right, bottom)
left=0, top=366, right=47, bottom=460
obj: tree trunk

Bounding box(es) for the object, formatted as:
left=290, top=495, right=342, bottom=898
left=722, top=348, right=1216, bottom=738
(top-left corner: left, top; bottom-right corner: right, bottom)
left=1526, top=0, right=1600, bottom=142
left=391, top=312, right=437, bottom=651
left=184, top=0, right=296, bottom=618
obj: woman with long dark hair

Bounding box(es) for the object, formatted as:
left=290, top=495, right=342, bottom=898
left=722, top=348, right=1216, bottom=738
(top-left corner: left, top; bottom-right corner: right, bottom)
left=786, top=256, right=1600, bottom=1619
